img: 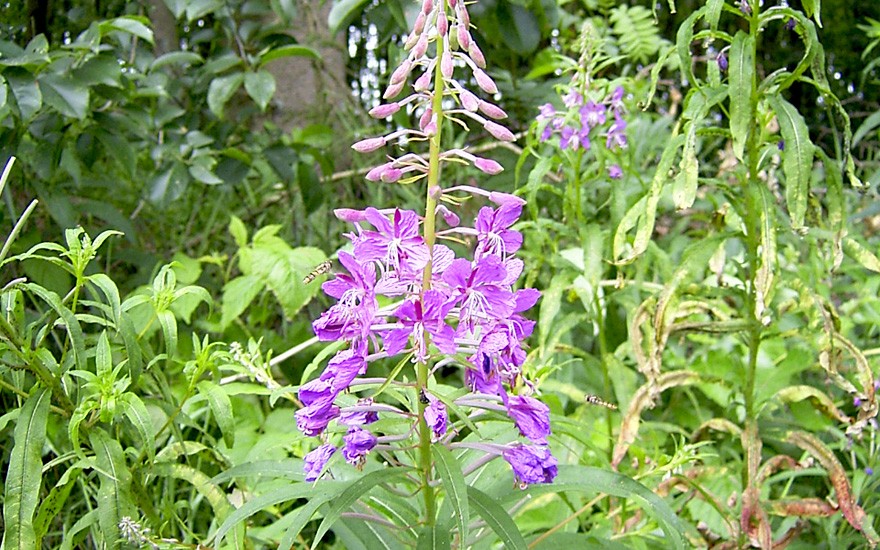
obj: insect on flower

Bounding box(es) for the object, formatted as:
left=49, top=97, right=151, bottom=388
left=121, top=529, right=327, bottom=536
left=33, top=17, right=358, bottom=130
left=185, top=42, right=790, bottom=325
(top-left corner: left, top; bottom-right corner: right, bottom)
left=303, top=260, right=332, bottom=285
left=584, top=394, right=617, bottom=410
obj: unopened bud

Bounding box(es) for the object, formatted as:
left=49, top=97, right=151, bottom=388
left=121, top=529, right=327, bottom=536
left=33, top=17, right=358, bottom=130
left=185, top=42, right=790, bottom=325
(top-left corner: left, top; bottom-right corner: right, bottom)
left=366, top=163, right=389, bottom=181
left=413, top=33, right=429, bottom=58
left=404, top=32, right=419, bottom=50
left=335, top=208, right=368, bottom=222
left=419, top=107, right=433, bottom=132
left=474, top=157, right=504, bottom=175
left=352, top=136, right=386, bottom=153
left=457, top=25, right=471, bottom=50
left=468, top=42, right=485, bottom=68
left=459, top=88, right=479, bottom=111
left=413, top=12, right=427, bottom=35
left=441, top=51, right=454, bottom=79
left=456, top=2, right=469, bottom=27
left=414, top=71, right=432, bottom=92
left=473, top=69, right=497, bottom=94
left=484, top=121, right=514, bottom=142
left=422, top=0, right=434, bottom=14
left=369, top=103, right=401, bottom=119
left=383, top=80, right=405, bottom=99
left=437, top=204, right=460, bottom=227
left=390, top=59, right=412, bottom=85
left=478, top=100, right=507, bottom=119
left=424, top=118, right=438, bottom=136
left=380, top=167, right=403, bottom=183
left=488, top=192, right=526, bottom=207
left=437, top=13, right=448, bottom=36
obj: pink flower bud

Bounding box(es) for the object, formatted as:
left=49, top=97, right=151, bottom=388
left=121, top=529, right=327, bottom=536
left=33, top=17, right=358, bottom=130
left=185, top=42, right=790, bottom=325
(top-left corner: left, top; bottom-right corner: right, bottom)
left=478, top=100, right=507, bottom=119
left=369, top=103, right=401, bottom=119
left=437, top=204, right=460, bottom=227
left=473, top=69, right=497, bottom=94
left=413, top=12, right=427, bottom=35
left=488, top=192, right=526, bottom=207
left=457, top=3, right=469, bottom=27
left=459, top=88, right=479, bottom=111
left=422, top=0, right=433, bottom=15
left=335, top=208, right=368, bottom=222
left=457, top=25, right=471, bottom=50
left=441, top=51, right=454, bottom=79
left=390, top=59, right=412, bottom=85
left=474, top=157, right=504, bottom=175
left=352, top=136, right=386, bottom=153
left=437, top=13, right=448, bottom=36
left=424, top=118, right=438, bottom=136
left=413, top=33, right=429, bottom=59
left=381, top=167, right=403, bottom=183
left=449, top=0, right=457, bottom=7
left=484, top=121, right=514, bottom=142
left=414, top=71, right=432, bottom=92
left=469, top=42, right=485, bottom=68
left=366, top=164, right=388, bottom=181
left=404, top=32, right=419, bottom=50
left=383, top=80, right=405, bottom=99
left=429, top=185, right=442, bottom=200
left=419, top=107, right=433, bottom=132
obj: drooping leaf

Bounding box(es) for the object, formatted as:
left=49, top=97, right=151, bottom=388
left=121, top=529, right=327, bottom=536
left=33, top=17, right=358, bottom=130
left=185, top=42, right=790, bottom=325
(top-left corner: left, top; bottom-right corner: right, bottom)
left=196, top=381, right=235, bottom=448
left=768, top=94, right=814, bottom=230
left=729, top=31, right=754, bottom=161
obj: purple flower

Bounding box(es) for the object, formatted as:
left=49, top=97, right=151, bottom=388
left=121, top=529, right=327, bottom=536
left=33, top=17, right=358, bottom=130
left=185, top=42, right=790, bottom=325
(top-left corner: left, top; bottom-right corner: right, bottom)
left=298, top=377, right=335, bottom=407
left=383, top=290, right=457, bottom=361
left=502, top=444, right=558, bottom=485
left=606, top=113, right=628, bottom=150
left=295, top=396, right=341, bottom=437
left=339, top=398, right=380, bottom=426
left=304, top=444, right=337, bottom=481
left=609, top=86, right=625, bottom=113
left=424, top=396, right=448, bottom=439
left=474, top=204, right=523, bottom=259
left=559, top=126, right=575, bottom=149
left=562, top=90, right=582, bottom=108
left=318, top=344, right=368, bottom=395
left=506, top=395, right=551, bottom=443
left=738, top=0, right=751, bottom=15
left=608, top=164, right=623, bottom=179
left=785, top=17, right=796, bottom=31
left=313, top=252, right=378, bottom=341
left=778, top=139, right=785, bottom=151
left=442, top=256, right=516, bottom=331
left=854, top=396, right=863, bottom=407
left=466, top=354, right=503, bottom=395
left=537, top=103, right=556, bottom=120
left=354, top=208, right=430, bottom=272
left=717, top=51, right=728, bottom=72
left=342, top=427, right=378, bottom=465
left=580, top=101, right=606, bottom=129
left=866, top=467, right=875, bottom=476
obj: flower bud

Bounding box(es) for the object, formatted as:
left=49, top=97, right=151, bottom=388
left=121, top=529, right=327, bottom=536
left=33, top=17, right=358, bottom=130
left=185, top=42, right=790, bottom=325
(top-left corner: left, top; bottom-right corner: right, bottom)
left=459, top=88, right=479, bottom=111
left=419, top=107, right=433, bottom=132
left=488, top=192, right=526, bottom=207
left=441, top=51, right=454, bottom=79
left=414, top=71, right=432, bottom=92
left=383, top=80, right=405, bottom=99
left=366, top=163, right=388, bottom=181
left=352, top=136, right=386, bottom=153
left=473, top=69, right=497, bottom=94
left=484, top=121, right=514, bottom=142
left=424, top=118, right=438, bottom=136
left=369, top=103, right=401, bottom=119
left=390, top=59, right=412, bottom=85
left=457, top=25, right=471, bottom=50
left=474, top=157, right=504, bottom=175
left=436, top=204, right=460, bottom=227
left=478, top=100, right=507, bottom=119
left=404, top=31, right=419, bottom=51
left=456, top=2, right=470, bottom=27
left=422, top=0, right=434, bottom=15
left=380, top=167, right=403, bottom=183
left=413, top=33, right=429, bottom=59
left=437, top=13, right=448, bottom=37
left=413, top=11, right=427, bottom=35
left=469, top=42, right=486, bottom=68
left=335, top=208, right=369, bottom=222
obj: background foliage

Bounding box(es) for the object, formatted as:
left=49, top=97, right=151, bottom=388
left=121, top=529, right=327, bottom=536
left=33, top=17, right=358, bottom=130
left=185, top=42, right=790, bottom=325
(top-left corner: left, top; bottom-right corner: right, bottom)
left=1, top=0, right=880, bottom=547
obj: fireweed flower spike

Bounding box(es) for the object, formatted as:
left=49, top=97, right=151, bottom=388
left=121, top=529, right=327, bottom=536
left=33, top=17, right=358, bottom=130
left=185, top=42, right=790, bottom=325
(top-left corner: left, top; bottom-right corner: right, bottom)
left=297, top=0, right=554, bottom=500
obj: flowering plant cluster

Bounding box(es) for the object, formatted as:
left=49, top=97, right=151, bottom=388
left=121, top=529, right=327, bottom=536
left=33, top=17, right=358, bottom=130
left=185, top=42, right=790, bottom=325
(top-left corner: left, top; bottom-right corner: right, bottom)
left=536, top=85, right=628, bottom=180
left=297, top=0, right=555, bottom=490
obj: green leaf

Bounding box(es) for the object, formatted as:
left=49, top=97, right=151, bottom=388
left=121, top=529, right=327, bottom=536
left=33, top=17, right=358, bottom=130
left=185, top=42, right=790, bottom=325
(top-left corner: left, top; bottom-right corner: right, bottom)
left=34, top=471, right=79, bottom=545
left=220, top=275, right=264, bottom=328
left=90, top=429, right=135, bottom=547
left=98, top=16, right=154, bottom=43
left=467, top=486, right=527, bottom=550
left=244, top=70, right=276, bottom=111
left=495, top=3, right=541, bottom=56
left=434, top=446, right=468, bottom=545
left=0, top=75, right=7, bottom=109
left=259, top=44, right=321, bottom=66
left=157, top=309, right=178, bottom=360
left=119, top=393, right=155, bottom=458
left=196, top=381, right=235, bottom=448
left=150, top=462, right=235, bottom=525
left=526, top=466, right=687, bottom=549
left=229, top=215, right=248, bottom=247
left=24, top=283, right=86, bottom=371
left=6, top=69, right=42, bottom=120
left=750, top=181, right=776, bottom=323
left=328, top=0, right=371, bottom=36
left=39, top=73, right=89, bottom=119
left=189, top=164, right=224, bottom=185
left=2, top=388, right=50, bottom=550
left=150, top=51, right=204, bottom=70
left=768, top=94, right=814, bottom=230
left=95, top=331, right=112, bottom=377
left=801, top=0, right=821, bottom=27
left=313, top=468, right=411, bottom=546
left=843, top=237, right=880, bottom=273
left=207, top=73, right=244, bottom=118
left=416, top=524, right=452, bottom=550
left=729, top=31, right=754, bottom=161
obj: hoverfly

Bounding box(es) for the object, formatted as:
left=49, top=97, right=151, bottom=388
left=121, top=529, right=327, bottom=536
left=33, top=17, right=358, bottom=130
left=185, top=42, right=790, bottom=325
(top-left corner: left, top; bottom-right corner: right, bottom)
left=584, top=394, right=618, bottom=410
left=302, top=260, right=332, bottom=284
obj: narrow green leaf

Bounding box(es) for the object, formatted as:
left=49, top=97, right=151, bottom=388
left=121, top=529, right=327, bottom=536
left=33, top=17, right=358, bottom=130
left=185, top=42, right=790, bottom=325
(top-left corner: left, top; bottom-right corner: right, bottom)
left=24, top=283, right=86, bottom=371
left=196, top=381, right=235, bottom=448
left=729, top=31, right=754, bottom=161
left=207, top=73, right=244, bottom=118
left=2, top=388, right=50, bottom=550
left=34, top=471, right=79, bottom=545
left=328, top=0, right=371, bottom=36
left=467, top=486, right=527, bottom=550
left=801, top=0, right=821, bottom=27
left=150, top=463, right=233, bottom=520
left=416, top=523, right=452, bottom=550
left=90, top=429, right=135, bottom=547
left=313, top=468, right=411, bottom=546
left=768, top=94, right=814, bottom=230
left=675, top=8, right=705, bottom=89
left=95, top=331, right=112, bottom=377
left=750, top=181, right=776, bottom=322
left=822, top=153, right=845, bottom=270
left=259, top=45, right=321, bottom=66
left=209, top=459, right=303, bottom=484
left=673, top=128, right=698, bottom=209
left=119, top=393, right=155, bottom=458
left=434, top=446, right=468, bottom=545
left=229, top=215, right=248, bottom=247
left=277, top=495, right=337, bottom=550
left=706, top=0, right=724, bottom=30
left=157, top=309, right=178, bottom=360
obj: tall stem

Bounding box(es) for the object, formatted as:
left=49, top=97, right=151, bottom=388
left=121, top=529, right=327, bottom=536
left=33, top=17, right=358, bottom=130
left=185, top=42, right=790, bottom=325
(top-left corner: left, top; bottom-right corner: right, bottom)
left=416, top=1, right=448, bottom=525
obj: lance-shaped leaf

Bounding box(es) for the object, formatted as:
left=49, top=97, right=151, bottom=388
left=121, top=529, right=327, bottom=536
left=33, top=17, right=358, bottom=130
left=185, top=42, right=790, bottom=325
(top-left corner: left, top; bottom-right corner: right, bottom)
left=749, top=180, right=776, bottom=322
left=767, top=94, right=814, bottom=230
left=729, top=32, right=754, bottom=161
left=434, top=446, right=468, bottom=546
left=467, top=486, right=528, bottom=550
left=90, top=429, right=135, bottom=546
left=775, top=386, right=850, bottom=424
left=2, top=388, right=50, bottom=550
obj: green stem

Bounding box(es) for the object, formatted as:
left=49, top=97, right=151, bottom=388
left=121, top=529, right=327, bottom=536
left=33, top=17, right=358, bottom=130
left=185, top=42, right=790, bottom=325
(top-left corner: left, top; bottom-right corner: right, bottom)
left=415, top=1, right=449, bottom=526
